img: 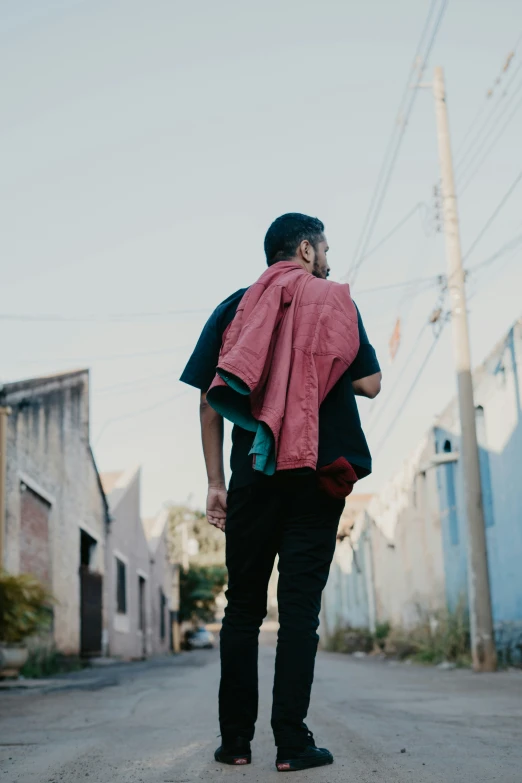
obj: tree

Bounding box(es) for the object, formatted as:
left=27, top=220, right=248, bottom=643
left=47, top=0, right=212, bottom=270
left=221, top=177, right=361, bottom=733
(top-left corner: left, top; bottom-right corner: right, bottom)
left=179, top=565, right=227, bottom=624
left=166, top=505, right=227, bottom=626
left=166, top=504, right=225, bottom=567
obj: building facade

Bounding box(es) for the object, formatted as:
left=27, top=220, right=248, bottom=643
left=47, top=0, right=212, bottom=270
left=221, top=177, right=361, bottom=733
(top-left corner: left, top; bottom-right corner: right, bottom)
left=102, top=469, right=174, bottom=659
left=143, top=509, right=175, bottom=656
left=322, top=318, right=522, bottom=662
left=1, top=370, right=109, bottom=656
left=102, top=467, right=152, bottom=659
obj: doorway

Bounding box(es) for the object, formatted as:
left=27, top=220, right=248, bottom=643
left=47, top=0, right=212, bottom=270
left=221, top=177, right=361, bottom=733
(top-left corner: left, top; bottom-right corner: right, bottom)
left=138, top=575, right=147, bottom=657
left=80, top=529, right=102, bottom=657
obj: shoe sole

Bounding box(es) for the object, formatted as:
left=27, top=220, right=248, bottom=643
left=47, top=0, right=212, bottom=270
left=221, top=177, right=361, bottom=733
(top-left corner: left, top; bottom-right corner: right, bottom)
left=276, top=756, right=334, bottom=772
left=215, top=751, right=252, bottom=766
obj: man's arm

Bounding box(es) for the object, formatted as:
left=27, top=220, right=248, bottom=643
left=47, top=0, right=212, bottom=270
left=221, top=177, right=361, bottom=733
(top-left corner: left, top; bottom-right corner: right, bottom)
left=352, top=371, right=382, bottom=399
left=200, top=392, right=227, bottom=531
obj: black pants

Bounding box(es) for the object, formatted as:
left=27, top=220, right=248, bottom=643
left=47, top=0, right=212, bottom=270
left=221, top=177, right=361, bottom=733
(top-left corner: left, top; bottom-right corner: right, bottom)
left=219, top=475, right=344, bottom=748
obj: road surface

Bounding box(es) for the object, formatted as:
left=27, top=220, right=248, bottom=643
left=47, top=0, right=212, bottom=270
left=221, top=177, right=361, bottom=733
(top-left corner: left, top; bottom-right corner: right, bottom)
left=1, top=635, right=522, bottom=782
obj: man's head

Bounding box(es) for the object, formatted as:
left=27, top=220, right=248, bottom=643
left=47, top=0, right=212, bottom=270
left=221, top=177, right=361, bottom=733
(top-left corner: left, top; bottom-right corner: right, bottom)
left=264, top=213, right=330, bottom=279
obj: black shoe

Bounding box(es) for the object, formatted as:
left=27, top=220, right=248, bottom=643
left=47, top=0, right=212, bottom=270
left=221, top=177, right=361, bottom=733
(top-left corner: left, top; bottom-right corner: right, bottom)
left=215, top=736, right=252, bottom=766
left=276, top=732, right=333, bottom=772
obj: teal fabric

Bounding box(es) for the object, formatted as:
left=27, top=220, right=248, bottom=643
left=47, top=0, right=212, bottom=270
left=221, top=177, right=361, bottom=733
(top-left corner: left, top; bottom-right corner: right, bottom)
left=218, top=371, right=250, bottom=396
left=210, top=371, right=257, bottom=431
left=213, top=370, right=276, bottom=475
left=249, top=421, right=276, bottom=476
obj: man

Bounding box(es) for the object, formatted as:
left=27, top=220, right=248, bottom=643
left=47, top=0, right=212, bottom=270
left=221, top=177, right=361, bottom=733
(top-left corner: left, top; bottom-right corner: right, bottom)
left=180, top=213, right=381, bottom=773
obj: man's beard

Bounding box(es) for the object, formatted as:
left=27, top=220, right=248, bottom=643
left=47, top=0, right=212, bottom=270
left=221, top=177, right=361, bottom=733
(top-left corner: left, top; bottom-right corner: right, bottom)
left=312, top=260, right=328, bottom=279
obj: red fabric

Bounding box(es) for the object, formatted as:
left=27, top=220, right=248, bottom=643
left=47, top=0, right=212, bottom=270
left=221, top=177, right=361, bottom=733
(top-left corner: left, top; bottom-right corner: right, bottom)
left=318, top=457, right=359, bottom=500
left=208, top=261, right=360, bottom=474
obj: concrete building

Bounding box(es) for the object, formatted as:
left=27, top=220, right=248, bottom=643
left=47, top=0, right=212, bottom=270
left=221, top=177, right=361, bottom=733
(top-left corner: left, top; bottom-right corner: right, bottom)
left=143, top=509, right=175, bottom=656
left=434, top=319, right=522, bottom=661
left=0, top=370, right=109, bottom=656
left=322, top=495, right=379, bottom=637
left=101, top=469, right=175, bottom=659
left=322, top=317, right=522, bottom=663
left=101, top=467, right=152, bottom=659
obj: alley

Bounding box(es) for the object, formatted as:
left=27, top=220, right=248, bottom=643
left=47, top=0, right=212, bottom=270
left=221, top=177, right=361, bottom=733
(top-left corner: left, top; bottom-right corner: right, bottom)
left=1, top=636, right=522, bottom=783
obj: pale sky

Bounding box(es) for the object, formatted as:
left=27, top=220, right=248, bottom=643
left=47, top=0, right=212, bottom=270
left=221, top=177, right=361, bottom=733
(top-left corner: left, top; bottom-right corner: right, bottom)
left=2, top=0, right=522, bottom=517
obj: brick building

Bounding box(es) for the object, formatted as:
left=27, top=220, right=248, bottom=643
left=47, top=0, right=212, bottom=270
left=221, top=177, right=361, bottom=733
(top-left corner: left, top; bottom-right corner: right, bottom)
left=0, top=370, right=109, bottom=656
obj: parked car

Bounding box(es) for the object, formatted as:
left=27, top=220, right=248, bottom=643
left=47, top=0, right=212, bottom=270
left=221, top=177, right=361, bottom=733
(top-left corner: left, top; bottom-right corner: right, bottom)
left=184, top=627, right=215, bottom=650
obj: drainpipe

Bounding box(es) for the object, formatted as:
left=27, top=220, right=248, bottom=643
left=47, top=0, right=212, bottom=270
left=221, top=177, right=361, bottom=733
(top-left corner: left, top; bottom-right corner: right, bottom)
left=0, top=406, right=11, bottom=570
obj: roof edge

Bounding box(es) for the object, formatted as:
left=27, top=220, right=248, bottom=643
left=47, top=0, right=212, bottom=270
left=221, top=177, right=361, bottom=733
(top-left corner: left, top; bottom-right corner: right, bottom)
left=1, top=368, right=90, bottom=399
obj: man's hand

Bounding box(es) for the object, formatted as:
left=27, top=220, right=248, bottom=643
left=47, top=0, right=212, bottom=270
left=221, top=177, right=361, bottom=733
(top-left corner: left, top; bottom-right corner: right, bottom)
left=206, top=483, right=227, bottom=531
left=200, top=392, right=227, bottom=531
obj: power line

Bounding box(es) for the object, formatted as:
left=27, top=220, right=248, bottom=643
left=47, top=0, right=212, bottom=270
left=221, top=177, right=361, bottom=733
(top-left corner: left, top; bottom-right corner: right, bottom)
left=455, top=55, right=522, bottom=170
left=343, top=203, right=428, bottom=284
left=94, top=368, right=181, bottom=395
left=372, top=320, right=447, bottom=458
left=457, top=73, right=522, bottom=178
left=347, top=0, right=439, bottom=269
left=0, top=307, right=211, bottom=323
left=346, top=0, right=448, bottom=285
left=459, top=90, right=522, bottom=194
left=366, top=284, right=447, bottom=437
left=369, top=234, right=522, bottom=457
left=10, top=345, right=192, bottom=367
left=454, top=35, right=521, bottom=157
left=468, top=244, right=522, bottom=303
left=355, top=274, right=441, bottom=296
left=366, top=321, right=429, bottom=436
left=467, top=229, right=522, bottom=273
left=462, top=172, right=522, bottom=262
left=469, top=245, right=522, bottom=303
left=94, top=389, right=190, bottom=447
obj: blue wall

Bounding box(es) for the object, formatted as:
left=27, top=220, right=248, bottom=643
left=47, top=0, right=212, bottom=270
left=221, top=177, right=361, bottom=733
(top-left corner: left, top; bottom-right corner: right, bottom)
left=323, top=523, right=372, bottom=633
left=434, top=327, right=522, bottom=660
left=434, top=428, right=468, bottom=611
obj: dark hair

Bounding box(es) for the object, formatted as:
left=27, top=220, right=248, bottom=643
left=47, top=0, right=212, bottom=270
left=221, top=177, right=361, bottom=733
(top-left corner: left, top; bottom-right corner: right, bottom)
left=264, top=213, right=325, bottom=266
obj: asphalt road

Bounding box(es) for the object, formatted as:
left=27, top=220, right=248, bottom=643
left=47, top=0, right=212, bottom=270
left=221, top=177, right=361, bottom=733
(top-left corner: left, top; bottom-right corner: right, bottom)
left=1, top=636, right=522, bottom=782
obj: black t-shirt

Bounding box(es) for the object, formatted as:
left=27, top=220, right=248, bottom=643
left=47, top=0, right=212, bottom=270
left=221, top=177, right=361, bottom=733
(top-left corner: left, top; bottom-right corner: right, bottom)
left=180, top=287, right=380, bottom=488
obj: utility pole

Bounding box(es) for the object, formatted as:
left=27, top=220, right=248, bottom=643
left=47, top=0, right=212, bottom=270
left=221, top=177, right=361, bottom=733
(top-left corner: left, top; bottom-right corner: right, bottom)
left=433, top=66, right=497, bottom=672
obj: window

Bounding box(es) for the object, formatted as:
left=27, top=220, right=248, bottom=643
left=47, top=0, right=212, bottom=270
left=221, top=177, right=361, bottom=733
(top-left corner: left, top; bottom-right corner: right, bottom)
left=138, top=576, right=146, bottom=631
left=443, top=439, right=459, bottom=546
left=160, top=589, right=166, bottom=640
left=116, top=557, right=127, bottom=614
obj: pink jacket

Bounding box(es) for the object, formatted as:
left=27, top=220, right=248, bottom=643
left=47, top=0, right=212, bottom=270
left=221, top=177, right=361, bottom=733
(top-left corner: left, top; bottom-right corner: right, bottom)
left=208, top=262, right=360, bottom=472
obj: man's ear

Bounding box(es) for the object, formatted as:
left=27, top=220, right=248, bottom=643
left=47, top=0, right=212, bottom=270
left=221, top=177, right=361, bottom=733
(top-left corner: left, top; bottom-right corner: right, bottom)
left=299, top=240, right=313, bottom=262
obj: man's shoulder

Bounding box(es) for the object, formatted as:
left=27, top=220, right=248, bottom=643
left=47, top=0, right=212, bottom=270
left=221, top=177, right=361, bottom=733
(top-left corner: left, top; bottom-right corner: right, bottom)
left=212, top=287, right=248, bottom=326
left=216, top=287, right=249, bottom=311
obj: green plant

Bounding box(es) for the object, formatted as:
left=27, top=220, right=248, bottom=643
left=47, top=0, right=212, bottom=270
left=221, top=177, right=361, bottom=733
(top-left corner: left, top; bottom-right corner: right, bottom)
left=179, top=565, right=227, bottom=624
left=0, top=572, right=54, bottom=644
left=374, top=622, right=391, bottom=650
left=324, top=625, right=374, bottom=654
left=386, top=601, right=471, bottom=666
left=21, top=646, right=85, bottom=679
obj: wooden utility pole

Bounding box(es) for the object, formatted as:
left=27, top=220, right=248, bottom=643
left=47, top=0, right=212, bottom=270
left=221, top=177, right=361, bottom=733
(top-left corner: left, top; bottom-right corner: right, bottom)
left=433, top=66, right=497, bottom=672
